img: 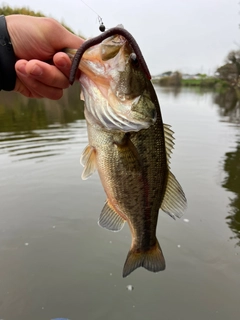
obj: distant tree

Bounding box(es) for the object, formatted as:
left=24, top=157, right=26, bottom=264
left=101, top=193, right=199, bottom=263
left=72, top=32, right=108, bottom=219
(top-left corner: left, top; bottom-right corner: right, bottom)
left=169, top=71, right=182, bottom=86
left=216, top=50, right=240, bottom=88
left=162, top=71, right=172, bottom=77
left=0, top=5, right=44, bottom=17
left=227, top=50, right=240, bottom=79
left=159, top=71, right=182, bottom=86
left=0, top=5, right=76, bottom=34
left=216, top=63, right=237, bottom=81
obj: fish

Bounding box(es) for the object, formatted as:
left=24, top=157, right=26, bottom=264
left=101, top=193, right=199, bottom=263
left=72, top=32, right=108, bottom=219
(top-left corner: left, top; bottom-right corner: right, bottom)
left=66, top=27, right=187, bottom=277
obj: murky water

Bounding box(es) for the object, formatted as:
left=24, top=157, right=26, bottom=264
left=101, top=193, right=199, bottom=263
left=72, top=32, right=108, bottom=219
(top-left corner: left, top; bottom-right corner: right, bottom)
left=0, top=85, right=239, bottom=320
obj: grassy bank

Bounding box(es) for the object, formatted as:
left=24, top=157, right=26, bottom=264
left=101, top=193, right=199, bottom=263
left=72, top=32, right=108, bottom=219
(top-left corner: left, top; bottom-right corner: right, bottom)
left=152, top=76, right=230, bottom=91
left=181, top=77, right=218, bottom=87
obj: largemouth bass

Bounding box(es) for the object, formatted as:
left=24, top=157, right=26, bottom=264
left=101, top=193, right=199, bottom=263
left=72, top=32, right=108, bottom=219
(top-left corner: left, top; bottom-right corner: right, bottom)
left=67, top=27, right=187, bottom=277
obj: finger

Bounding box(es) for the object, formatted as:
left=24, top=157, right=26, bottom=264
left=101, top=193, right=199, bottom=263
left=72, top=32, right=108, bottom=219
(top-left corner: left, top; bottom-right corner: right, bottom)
left=53, top=52, right=72, bottom=78
left=15, top=61, right=42, bottom=98
left=23, top=59, right=70, bottom=89
left=14, top=82, right=39, bottom=98
left=14, top=77, right=43, bottom=99
left=54, top=52, right=81, bottom=83
left=16, top=75, right=63, bottom=100
left=15, top=61, right=64, bottom=99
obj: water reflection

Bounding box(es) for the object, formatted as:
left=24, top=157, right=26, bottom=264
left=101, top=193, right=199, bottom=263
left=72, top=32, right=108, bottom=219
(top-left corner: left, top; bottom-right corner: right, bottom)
left=222, top=142, right=240, bottom=245
left=214, top=88, right=240, bottom=123
left=1, top=85, right=240, bottom=319
left=0, top=84, right=86, bottom=162
left=0, top=83, right=84, bottom=131
left=214, top=88, right=240, bottom=245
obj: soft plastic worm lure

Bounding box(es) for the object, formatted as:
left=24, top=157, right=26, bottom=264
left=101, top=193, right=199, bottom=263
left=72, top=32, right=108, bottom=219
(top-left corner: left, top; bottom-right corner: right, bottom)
left=69, top=27, right=151, bottom=84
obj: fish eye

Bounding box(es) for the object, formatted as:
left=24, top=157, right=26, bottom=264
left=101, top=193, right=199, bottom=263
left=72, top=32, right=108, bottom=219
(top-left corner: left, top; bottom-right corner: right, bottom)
left=129, top=53, right=139, bottom=67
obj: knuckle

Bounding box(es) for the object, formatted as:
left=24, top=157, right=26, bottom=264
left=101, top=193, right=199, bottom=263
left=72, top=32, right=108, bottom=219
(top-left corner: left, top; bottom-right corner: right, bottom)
left=51, top=71, right=69, bottom=89
left=29, top=80, right=39, bottom=91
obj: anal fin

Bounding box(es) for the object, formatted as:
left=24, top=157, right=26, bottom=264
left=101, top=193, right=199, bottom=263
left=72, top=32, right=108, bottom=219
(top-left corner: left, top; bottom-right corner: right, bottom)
left=98, top=201, right=125, bottom=232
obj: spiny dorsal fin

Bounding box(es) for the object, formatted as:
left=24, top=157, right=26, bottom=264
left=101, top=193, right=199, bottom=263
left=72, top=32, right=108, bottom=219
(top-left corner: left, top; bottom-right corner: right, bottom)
left=161, top=171, right=187, bottom=219
left=164, top=124, right=175, bottom=167
left=80, top=145, right=96, bottom=180
left=98, top=201, right=125, bottom=232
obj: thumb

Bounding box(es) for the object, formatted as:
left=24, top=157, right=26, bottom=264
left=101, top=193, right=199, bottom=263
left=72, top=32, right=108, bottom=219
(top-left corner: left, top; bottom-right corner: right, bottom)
left=61, top=30, right=84, bottom=50
left=48, top=20, right=84, bottom=51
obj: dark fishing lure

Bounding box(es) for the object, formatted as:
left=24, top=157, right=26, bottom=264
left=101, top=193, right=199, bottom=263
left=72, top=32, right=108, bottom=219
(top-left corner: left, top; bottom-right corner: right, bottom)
left=69, top=27, right=151, bottom=84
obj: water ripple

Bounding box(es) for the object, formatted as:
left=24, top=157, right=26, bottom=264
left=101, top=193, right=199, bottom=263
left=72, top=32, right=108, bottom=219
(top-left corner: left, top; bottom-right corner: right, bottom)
left=0, top=120, right=88, bottom=162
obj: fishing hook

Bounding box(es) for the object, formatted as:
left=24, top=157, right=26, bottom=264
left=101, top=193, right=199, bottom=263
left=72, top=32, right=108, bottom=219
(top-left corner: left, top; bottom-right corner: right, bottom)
left=69, top=27, right=151, bottom=84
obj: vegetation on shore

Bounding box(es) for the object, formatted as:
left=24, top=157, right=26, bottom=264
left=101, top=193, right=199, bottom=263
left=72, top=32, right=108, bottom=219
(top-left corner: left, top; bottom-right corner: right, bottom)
left=154, top=50, right=240, bottom=93
left=152, top=73, right=225, bottom=88
left=181, top=77, right=220, bottom=88
left=0, top=4, right=76, bottom=34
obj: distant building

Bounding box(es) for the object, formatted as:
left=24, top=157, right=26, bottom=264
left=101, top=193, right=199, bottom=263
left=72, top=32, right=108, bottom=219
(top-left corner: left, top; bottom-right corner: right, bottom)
left=182, top=73, right=202, bottom=80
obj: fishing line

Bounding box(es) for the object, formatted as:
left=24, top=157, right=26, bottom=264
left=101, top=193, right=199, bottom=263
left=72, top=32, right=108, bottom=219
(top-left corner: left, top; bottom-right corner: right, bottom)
left=79, top=0, right=106, bottom=31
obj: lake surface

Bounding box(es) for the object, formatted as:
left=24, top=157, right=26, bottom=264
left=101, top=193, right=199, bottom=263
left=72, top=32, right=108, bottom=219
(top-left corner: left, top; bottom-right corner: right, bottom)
left=0, top=85, right=239, bottom=320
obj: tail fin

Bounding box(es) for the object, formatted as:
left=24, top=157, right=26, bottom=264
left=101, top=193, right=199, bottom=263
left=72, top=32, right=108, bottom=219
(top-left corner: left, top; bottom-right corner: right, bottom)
left=122, top=240, right=165, bottom=277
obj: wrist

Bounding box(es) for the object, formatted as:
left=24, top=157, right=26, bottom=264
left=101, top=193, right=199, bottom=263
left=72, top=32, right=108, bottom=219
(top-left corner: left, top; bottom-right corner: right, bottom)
left=0, top=15, right=17, bottom=91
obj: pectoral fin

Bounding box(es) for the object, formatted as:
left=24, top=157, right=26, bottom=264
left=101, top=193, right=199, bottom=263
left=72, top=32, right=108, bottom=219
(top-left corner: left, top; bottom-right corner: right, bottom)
left=80, top=145, right=97, bottom=180
left=98, top=201, right=125, bottom=232
left=161, top=171, right=187, bottom=219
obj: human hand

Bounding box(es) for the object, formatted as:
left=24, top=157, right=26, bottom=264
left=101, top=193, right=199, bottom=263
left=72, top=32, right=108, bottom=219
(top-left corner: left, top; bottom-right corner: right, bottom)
left=6, top=15, right=84, bottom=99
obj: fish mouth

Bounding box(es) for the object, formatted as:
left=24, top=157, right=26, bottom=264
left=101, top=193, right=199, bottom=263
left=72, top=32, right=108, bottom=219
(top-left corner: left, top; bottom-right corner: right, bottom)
left=78, top=34, right=127, bottom=80
left=68, top=26, right=151, bottom=84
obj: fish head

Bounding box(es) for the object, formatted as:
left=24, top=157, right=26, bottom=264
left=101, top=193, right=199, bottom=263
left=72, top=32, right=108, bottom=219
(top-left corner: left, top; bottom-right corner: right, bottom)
left=79, top=32, right=157, bottom=132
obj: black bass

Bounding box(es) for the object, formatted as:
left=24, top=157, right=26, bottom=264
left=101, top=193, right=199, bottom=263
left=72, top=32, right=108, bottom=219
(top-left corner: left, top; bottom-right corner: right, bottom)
left=67, top=27, right=187, bottom=277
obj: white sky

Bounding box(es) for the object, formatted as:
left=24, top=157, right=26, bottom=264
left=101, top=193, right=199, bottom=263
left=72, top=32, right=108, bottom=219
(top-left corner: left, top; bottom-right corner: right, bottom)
left=6, top=0, right=240, bottom=75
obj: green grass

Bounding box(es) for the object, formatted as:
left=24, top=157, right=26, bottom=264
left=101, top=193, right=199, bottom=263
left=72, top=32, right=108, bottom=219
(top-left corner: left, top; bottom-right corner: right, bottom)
left=181, top=78, right=218, bottom=87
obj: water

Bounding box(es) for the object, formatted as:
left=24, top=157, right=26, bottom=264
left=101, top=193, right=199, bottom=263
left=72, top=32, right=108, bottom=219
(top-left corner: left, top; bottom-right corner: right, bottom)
left=0, top=85, right=239, bottom=320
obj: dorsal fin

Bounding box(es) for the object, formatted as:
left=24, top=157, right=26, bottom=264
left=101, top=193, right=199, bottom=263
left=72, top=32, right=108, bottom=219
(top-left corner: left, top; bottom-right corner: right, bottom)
left=98, top=201, right=125, bottom=232
left=80, top=145, right=97, bottom=180
left=164, top=124, right=175, bottom=167
left=161, top=124, right=187, bottom=219
left=161, top=171, right=187, bottom=219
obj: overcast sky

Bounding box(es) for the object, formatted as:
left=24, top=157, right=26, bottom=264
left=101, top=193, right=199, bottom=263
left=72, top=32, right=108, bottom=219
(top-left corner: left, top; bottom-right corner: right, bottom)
left=7, top=0, right=240, bottom=75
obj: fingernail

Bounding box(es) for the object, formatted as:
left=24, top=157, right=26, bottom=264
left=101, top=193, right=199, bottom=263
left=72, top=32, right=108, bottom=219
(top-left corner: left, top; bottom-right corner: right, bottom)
left=30, top=65, right=43, bottom=76
left=17, top=64, right=27, bottom=76
left=56, top=58, right=67, bottom=68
